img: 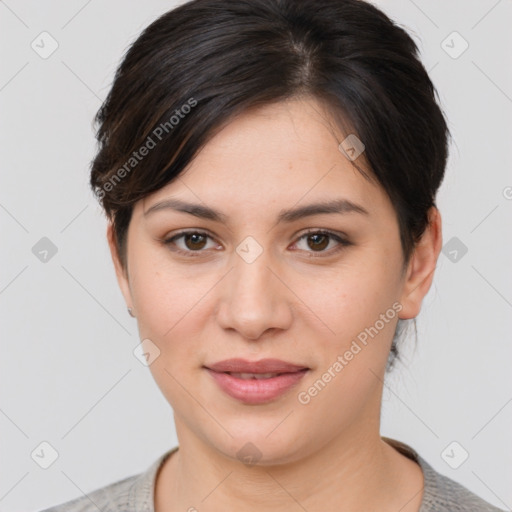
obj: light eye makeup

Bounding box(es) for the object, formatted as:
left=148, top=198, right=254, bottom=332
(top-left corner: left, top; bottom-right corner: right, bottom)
left=160, top=228, right=353, bottom=259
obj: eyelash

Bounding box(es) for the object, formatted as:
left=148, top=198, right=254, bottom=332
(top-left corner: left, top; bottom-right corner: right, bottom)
left=162, top=229, right=351, bottom=258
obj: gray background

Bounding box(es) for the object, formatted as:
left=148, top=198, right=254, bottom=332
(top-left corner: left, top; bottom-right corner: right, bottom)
left=1, top=1, right=511, bottom=510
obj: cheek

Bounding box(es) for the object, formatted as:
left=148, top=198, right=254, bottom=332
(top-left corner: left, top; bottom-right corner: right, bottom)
left=128, top=252, right=209, bottom=405
left=292, top=264, right=401, bottom=425
left=294, top=256, right=401, bottom=346
left=128, top=245, right=227, bottom=392
left=128, top=240, right=205, bottom=337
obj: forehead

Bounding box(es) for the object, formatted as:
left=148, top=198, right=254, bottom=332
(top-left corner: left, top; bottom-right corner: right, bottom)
left=138, top=97, right=390, bottom=221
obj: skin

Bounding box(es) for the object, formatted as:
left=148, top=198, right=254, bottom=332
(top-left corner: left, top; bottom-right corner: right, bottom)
left=107, top=96, right=442, bottom=512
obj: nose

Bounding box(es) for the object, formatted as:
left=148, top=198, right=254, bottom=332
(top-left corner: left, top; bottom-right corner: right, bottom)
left=215, top=250, right=293, bottom=341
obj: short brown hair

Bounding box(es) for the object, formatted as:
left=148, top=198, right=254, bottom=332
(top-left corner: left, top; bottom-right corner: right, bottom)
left=90, top=0, right=450, bottom=367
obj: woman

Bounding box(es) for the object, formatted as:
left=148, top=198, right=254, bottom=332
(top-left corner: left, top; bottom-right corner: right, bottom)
left=41, top=0, right=504, bottom=510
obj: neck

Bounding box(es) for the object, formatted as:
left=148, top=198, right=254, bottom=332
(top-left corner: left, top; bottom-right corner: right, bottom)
left=155, top=416, right=424, bottom=512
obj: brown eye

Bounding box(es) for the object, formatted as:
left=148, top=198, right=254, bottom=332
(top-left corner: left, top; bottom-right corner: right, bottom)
left=183, top=233, right=208, bottom=250
left=306, top=233, right=329, bottom=251
left=293, top=230, right=351, bottom=256
left=163, top=230, right=218, bottom=257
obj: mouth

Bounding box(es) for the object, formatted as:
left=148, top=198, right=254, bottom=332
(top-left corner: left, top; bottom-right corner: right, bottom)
left=204, top=358, right=309, bottom=404
left=220, top=371, right=298, bottom=380
left=204, top=357, right=309, bottom=374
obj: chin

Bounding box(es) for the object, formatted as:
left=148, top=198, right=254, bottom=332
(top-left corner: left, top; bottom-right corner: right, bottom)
left=208, top=424, right=308, bottom=467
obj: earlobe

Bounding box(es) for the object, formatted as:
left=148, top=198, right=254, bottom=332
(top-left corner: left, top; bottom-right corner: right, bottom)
left=398, top=207, right=443, bottom=320
left=106, top=223, right=133, bottom=311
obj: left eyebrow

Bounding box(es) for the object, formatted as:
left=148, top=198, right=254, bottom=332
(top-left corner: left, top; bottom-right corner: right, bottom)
left=143, top=198, right=369, bottom=223
left=276, top=198, right=369, bottom=223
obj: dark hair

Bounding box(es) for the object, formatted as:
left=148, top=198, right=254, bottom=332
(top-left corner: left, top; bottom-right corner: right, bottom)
left=90, top=0, right=450, bottom=368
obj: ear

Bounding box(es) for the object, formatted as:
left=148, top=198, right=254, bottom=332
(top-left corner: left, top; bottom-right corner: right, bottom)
left=106, top=223, right=133, bottom=311
left=398, top=207, right=442, bottom=319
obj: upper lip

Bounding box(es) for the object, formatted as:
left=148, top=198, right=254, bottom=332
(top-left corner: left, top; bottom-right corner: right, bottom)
left=205, top=358, right=308, bottom=374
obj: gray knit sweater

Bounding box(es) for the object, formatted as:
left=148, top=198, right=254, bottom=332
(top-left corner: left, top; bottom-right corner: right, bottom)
left=40, top=440, right=506, bottom=511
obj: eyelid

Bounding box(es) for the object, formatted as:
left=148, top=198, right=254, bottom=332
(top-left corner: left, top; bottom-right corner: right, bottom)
left=295, top=227, right=349, bottom=242
left=163, top=228, right=351, bottom=258
left=291, top=228, right=351, bottom=257
left=163, top=229, right=219, bottom=257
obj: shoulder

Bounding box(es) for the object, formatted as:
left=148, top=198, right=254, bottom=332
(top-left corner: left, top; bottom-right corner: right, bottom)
left=384, top=438, right=506, bottom=512
left=38, top=473, right=140, bottom=512
left=38, top=448, right=177, bottom=512
left=418, top=457, right=506, bottom=512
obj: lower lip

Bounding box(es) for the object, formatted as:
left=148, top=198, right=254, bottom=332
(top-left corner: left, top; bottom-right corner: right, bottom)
left=205, top=368, right=308, bottom=405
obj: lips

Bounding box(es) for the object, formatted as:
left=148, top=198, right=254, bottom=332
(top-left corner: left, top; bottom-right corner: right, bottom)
left=204, top=358, right=309, bottom=404
left=228, top=372, right=283, bottom=380
left=205, top=358, right=308, bottom=374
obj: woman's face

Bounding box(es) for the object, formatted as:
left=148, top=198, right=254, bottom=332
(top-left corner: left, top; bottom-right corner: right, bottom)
left=109, top=96, right=438, bottom=464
